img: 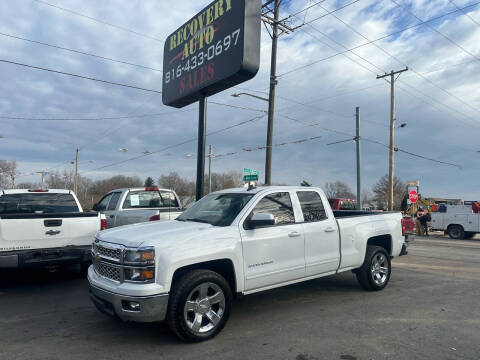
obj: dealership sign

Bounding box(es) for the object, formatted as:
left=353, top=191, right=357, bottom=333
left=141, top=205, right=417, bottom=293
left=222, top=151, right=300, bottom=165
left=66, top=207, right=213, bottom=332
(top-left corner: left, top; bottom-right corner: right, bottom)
left=162, top=0, right=261, bottom=108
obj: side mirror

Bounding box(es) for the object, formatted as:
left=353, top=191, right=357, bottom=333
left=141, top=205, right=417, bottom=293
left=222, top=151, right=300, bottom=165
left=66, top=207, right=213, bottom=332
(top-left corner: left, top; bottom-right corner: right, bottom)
left=92, top=203, right=100, bottom=211
left=247, top=213, right=275, bottom=229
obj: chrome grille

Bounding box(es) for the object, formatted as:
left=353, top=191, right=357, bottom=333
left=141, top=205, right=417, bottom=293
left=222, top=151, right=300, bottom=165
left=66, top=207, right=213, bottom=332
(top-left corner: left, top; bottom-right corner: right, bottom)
left=93, top=242, right=122, bottom=261
left=94, top=261, right=121, bottom=282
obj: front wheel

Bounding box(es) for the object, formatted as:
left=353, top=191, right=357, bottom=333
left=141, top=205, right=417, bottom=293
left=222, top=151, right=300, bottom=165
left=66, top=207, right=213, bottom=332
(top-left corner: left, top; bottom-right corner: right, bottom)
left=356, top=246, right=391, bottom=291
left=167, top=270, right=232, bottom=342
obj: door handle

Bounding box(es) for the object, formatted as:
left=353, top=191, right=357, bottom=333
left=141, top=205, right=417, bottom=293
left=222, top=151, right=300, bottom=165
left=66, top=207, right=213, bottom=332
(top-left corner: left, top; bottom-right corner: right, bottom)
left=45, top=230, right=61, bottom=236
left=288, top=231, right=301, bottom=237
left=324, top=227, right=336, bottom=233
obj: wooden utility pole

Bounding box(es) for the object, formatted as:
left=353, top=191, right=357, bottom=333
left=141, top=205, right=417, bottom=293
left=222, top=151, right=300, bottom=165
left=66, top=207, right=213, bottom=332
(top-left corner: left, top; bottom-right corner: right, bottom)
left=262, top=0, right=293, bottom=185
left=355, top=107, right=361, bottom=210
left=74, top=148, right=79, bottom=194
left=376, top=67, right=408, bottom=211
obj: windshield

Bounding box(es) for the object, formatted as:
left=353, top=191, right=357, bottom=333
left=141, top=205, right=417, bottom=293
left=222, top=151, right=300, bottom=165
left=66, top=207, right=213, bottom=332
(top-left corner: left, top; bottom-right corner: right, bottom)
left=0, top=193, right=79, bottom=214
left=177, top=193, right=254, bottom=227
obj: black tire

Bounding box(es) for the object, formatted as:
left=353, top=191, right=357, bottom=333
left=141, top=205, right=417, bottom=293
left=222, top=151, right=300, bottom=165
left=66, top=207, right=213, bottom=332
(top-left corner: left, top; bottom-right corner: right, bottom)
left=464, top=232, right=476, bottom=239
left=356, top=246, right=391, bottom=291
left=167, top=269, right=232, bottom=342
left=448, top=225, right=464, bottom=240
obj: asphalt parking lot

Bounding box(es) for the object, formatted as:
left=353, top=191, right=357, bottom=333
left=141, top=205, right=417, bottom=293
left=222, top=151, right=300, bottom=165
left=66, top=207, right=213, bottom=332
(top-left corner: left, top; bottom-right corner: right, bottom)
left=1, top=234, right=479, bottom=360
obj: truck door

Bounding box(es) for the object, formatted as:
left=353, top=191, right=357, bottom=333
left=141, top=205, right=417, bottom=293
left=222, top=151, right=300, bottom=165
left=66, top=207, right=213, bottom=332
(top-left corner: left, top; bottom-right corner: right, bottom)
left=296, top=190, right=340, bottom=276
left=240, top=191, right=305, bottom=291
left=104, top=192, right=121, bottom=228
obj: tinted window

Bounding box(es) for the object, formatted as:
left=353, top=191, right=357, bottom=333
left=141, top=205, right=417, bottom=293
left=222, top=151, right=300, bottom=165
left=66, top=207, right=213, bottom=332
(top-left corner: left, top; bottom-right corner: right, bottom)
left=107, top=192, right=121, bottom=211
left=250, top=192, right=295, bottom=226
left=97, top=193, right=113, bottom=211
left=297, top=191, right=327, bottom=222
left=0, top=193, right=79, bottom=214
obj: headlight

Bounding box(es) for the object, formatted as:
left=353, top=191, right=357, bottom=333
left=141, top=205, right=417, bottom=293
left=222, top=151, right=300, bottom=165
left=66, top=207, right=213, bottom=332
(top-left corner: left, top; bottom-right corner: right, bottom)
left=124, top=267, right=155, bottom=283
left=124, top=247, right=155, bottom=265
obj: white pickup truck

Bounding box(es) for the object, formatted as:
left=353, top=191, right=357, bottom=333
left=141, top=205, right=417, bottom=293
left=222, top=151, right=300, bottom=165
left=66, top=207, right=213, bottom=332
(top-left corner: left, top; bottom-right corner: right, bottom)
left=88, top=186, right=408, bottom=342
left=0, top=189, right=105, bottom=270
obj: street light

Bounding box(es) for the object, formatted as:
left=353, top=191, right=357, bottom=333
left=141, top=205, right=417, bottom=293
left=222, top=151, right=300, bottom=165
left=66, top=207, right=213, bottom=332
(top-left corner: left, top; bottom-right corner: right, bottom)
left=118, top=148, right=128, bottom=152
left=231, top=92, right=269, bottom=102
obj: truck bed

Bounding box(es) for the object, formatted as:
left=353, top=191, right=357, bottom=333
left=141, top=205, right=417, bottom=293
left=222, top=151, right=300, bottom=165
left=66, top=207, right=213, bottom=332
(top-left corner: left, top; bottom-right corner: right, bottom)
left=333, top=210, right=395, bottom=218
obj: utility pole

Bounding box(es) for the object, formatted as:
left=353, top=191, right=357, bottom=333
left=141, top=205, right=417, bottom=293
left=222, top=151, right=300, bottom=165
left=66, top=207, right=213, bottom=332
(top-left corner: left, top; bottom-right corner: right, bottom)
left=355, top=107, right=361, bottom=210
left=36, top=171, right=45, bottom=188
left=196, top=95, right=207, bottom=201
left=376, top=67, right=408, bottom=211
left=74, top=148, right=79, bottom=194
left=208, top=144, right=213, bottom=194
left=262, top=0, right=293, bottom=185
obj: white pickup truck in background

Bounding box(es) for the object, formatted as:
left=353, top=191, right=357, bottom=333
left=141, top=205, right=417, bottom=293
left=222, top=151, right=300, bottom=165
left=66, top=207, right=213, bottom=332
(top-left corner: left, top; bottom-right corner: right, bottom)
left=93, top=187, right=183, bottom=228
left=0, top=189, right=105, bottom=271
left=88, top=186, right=408, bottom=342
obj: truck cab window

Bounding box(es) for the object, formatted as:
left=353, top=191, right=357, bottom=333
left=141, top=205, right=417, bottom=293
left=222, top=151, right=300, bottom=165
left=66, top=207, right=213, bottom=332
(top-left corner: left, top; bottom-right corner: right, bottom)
left=97, top=194, right=113, bottom=211
left=249, top=192, right=295, bottom=226
left=0, top=193, right=79, bottom=214
left=107, top=192, right=122, bottom=211
left=160, top=191, right=179, bottom=208
left=297, top=191, right=327, bottom=222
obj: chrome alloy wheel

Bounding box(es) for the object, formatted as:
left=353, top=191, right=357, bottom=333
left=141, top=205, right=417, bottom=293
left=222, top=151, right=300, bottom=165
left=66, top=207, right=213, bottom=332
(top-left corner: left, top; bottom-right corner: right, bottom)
left=371, top=253, right=389, bottom=286
left=183, top=282, right=226, bottom=334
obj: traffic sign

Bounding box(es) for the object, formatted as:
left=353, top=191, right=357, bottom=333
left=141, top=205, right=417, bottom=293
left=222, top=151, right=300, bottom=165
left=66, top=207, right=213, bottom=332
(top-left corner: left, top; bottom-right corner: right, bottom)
left=243, top=174, right=258, bottom=182
left=409, top=190, right=418, bottom=203
left=244, top=168, right=259, bottom=175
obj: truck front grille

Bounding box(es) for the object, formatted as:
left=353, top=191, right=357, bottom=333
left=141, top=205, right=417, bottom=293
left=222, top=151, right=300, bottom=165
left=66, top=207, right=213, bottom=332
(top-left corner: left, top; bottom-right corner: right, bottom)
left=93, top=243, right=122, bottom=261
left=94, top=261, right=121, bottom=282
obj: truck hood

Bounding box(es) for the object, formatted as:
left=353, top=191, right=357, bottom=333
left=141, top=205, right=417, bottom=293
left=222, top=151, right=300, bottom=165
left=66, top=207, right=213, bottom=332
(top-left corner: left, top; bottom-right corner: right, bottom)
left=96, top=220, right=214, bottom=248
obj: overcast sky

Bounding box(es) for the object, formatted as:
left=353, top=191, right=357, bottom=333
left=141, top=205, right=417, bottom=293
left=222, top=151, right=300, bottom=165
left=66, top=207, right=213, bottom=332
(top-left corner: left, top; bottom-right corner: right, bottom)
left=1, top=0, right=479, bottom=199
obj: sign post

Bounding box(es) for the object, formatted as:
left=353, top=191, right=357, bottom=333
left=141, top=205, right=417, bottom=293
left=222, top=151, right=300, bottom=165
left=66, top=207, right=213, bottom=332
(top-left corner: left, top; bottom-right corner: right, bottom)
left=162, top=0, right=261, bottom=200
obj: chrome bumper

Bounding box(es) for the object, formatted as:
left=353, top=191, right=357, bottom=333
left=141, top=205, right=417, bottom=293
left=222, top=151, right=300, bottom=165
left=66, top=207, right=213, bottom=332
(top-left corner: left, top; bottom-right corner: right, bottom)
left=89, top=284, right=169, bottom=322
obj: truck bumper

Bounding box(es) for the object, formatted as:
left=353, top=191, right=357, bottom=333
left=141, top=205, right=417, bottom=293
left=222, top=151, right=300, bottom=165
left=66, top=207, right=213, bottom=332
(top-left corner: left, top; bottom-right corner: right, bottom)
left=0, top=246, right=91, bottom=268
left=89, top=283, right=169, bottom=323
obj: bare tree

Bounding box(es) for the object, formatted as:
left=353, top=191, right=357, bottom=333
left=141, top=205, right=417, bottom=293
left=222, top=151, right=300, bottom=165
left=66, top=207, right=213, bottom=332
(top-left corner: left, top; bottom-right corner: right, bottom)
left=159, top=172, right=195, bottom=205
left=324, top=181, right=355, bottom=199
left=372, top=174, right=406, bottom=211
left=206, top=171, right=243, bottom=193
left=0, top=160, right=17, bottom=189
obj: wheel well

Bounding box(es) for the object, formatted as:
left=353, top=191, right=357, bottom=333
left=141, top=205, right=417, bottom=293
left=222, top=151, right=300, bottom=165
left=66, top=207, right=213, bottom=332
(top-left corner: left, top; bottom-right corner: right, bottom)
left=171, top=259, right=237, bottom=294
left=367, top=235, right=392, bottom=255
left=447, top=224, right=463, bottom=231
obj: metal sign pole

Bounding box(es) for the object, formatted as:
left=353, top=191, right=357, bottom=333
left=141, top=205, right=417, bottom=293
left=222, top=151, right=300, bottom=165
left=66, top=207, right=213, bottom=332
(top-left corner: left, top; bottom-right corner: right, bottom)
left=196, top=94, right=207, bottom=201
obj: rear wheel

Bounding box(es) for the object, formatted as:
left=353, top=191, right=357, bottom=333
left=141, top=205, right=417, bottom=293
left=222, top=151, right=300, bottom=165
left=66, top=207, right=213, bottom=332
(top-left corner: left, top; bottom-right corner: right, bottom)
left=448, top=225, right=464, bottom=240
left=356, top=246, right=391, bottom=291
left=167, top=270, right=232, bottom=342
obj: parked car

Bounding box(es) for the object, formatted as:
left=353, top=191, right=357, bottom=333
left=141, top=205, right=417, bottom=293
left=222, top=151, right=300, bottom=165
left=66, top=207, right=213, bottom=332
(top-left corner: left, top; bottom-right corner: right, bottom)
left=0, top=189, right=106, bottom=270
left=88, top=186, right=409, bottom=341
left=93, top=187, right=183, bottom=228
left=431, top=205, right=480, bottom=239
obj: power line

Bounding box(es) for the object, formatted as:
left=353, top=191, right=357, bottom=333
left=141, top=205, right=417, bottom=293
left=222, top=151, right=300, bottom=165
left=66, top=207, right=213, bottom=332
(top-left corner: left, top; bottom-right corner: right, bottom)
left=278, top=1, right=480, bottom=77
left=0, top=110, right=186, bottom=121
left=0, top=32, right=162, bottom=72
left=0, top=58, right=162, bottom=94
left=33, top=0, right=164, bottom=43
left=81, top=114, right=267, bottom=174
left=209, top=101, right=267, bottom=113
left=448, top=0, right=480, bottom=27
left=279, top=114, right=462, bottom=169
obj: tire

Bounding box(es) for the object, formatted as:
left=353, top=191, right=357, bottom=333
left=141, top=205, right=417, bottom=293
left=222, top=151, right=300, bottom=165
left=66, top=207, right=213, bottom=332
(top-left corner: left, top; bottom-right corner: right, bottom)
left=448, top=225, right=464, bottom=240
left=356, top=246, right=391, bottom=291
left=167, top=269, right=232, bottom=342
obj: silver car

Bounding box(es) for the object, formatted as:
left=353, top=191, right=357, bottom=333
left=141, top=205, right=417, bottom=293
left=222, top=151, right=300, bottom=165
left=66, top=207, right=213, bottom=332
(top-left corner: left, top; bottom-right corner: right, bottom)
left=93, top=187, right=183, bottom=228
